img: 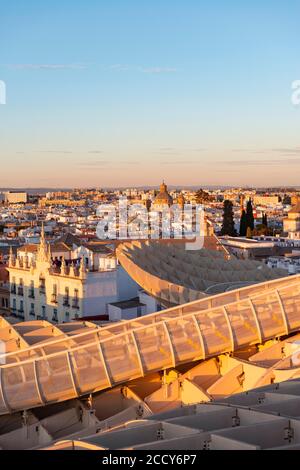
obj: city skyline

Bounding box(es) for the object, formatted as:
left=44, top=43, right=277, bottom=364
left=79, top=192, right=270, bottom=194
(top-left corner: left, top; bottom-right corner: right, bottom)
left=0, top=0, right=300, bottom=187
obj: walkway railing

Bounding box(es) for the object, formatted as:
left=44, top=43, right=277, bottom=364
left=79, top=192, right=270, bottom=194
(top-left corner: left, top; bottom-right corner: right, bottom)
left=0, top=274, right=300, bottom=414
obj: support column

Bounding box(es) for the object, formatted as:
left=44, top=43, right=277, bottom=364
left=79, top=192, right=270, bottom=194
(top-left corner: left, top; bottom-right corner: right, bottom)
left=33, top=360, right=45, bottom=406
left=162, top=321, right=176, bottom=368
left=66, top=351, right=79, bottom=397
left=131, top=331, right=145, bottom=376
left=276, top=289, right=289, bottom=335
left=192, top=315, right=206, bottom=360
left=96, top=338, right=112, bottom=388
left=223, top=306, right=235, bottom=351
left=248, top=299, right=263, bottom=344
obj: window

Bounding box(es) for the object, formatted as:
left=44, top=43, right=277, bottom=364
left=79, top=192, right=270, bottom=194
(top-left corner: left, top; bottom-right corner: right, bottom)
left=63, top=287, right=70, bottom=306
left=72, top=289, right=79, bottom=309
left=30, top=303, right=35, bottom=316
left=39, top=275, right=46, bottom=294
left=19, top=300, right=24, bottom=316
left=29, top=280, right=35, bottom=298
left=42, top=306, right=46, bottom=319
left=51, top=284, right=58, bottom=304
left=52, top=308, right=58, bottom=322
left=65, top=311, right=70, bottom=321
left=18, top=279, right=24, bottom=296
left=11, top=276, right=16, bottom=294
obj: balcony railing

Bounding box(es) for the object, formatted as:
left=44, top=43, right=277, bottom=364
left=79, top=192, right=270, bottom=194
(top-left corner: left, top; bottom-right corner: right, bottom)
left=51, top=294, right=58, bottom=304
left=17, top=287, right=24, bottom=296
left=63, top=296, right=70, bottom=307
left=28, top=290, right=35, bottom=299
left=72, top=299, right=80, bottom=309
left=29, top=311, right=35, bottom=317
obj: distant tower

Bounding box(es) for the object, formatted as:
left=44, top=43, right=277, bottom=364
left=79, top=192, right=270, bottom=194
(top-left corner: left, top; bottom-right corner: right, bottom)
left=37, top=223, right=49, bottom=263
left=153, top=181, right=173, bottom=208
left=177, top=193, right=185, bottom=210
left=160, top=180, right=167, bottom=193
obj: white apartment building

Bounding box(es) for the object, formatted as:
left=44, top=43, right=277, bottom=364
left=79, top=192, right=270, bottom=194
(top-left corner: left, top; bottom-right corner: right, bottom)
left=4, top=191, right=27, bottom=204
left=266, top=254, right=300, bottom=274
left=253, top=195, right=281, bottom=206
left=8, top=229, right=139, bottom=323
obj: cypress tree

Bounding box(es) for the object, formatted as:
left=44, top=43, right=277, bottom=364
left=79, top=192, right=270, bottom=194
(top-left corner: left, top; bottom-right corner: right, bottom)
left=239, top=209, right=247, bottom=236
left=220, top=200, right=237, bottom=236
left=246, top=199, right=254, bottom=231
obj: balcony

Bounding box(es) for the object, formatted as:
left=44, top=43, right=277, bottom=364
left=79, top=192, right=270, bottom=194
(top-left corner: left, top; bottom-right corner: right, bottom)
left=28, top=290, right=35, bottom=299
left=39, top=287, right=46, bottom=295
left=72, top=299, right=80, bottom=309
left=17, top=287, right=24, bottom=296
left=52, top=316, right=58, bottom=323
left=51, top=294, right=58, bottom=304
left=63, top=296, right=70, bottom=307
left=29, top=311, right=35, bottom=317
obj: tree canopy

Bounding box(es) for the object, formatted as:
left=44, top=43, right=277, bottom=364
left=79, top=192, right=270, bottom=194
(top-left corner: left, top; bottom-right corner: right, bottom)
left=220, top=200, right=237, bottom=236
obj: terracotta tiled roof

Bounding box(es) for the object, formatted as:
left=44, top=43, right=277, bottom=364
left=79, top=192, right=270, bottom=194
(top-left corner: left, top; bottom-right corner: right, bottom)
left=18, top=244, right=38, bottom=253
left=55, top=233, right=82, bottom=248
left=83, top=243, right=113, bottom=254
left=50, top=242, right=71, bottom=252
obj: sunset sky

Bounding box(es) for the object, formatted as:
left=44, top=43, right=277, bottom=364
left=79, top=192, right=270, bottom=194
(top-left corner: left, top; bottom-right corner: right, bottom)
left=0, top=0, right=299, bottom=187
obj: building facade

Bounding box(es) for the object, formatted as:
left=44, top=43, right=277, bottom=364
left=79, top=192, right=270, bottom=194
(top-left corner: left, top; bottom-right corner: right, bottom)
left=8, top=229, right=138, bottom=323
left=253, top=195, right=280, bottom=206
left=283, top=202, right=300, bottom=236
left=4, top=191, right=27, bottom=204
left=0, top=265, right=9, bottom=315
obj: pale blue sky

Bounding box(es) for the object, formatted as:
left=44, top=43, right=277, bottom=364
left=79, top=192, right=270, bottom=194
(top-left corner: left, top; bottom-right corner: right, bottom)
left=0, top=0, right=299, bottom=187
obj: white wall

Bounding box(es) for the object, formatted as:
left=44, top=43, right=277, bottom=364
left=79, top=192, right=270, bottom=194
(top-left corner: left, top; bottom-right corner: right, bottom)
left=108, top=304, right=147, bottom=322
left=83, top=270, right=118, bottom=316
left=139, top=291, right=160, bottom=315
left=116, top=265, right=139, bottom=301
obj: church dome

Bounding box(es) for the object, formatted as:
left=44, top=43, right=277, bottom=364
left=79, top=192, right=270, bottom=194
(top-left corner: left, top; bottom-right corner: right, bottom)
left=153, top=182, right=173, bottom=207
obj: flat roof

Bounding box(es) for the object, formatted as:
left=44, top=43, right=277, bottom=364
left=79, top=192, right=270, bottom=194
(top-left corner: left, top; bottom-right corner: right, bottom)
left=109, top=298, right=146, bottom=310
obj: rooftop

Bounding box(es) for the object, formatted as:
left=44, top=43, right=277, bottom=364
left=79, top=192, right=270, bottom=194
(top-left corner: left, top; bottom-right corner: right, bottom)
left=116, top=239, right=285, bottom=305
